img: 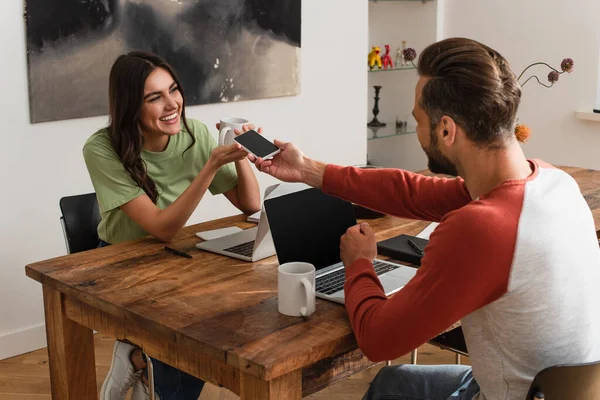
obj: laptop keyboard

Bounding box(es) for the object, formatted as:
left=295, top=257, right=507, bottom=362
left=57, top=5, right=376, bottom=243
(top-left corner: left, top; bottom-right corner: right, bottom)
left=223, top=240, right=255, bottom=257
left=316, top=260, right=401, bottom=295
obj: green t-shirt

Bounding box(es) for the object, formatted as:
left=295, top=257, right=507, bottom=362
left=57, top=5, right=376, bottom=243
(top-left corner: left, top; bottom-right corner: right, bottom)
left=83, top=118, right=238, bottom=244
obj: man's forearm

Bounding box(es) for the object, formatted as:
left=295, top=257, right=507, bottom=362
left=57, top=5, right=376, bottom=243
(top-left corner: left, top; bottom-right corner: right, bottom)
left=301, top=158, right=327, bottom=189
left=320, top=165, right=471, bottom=222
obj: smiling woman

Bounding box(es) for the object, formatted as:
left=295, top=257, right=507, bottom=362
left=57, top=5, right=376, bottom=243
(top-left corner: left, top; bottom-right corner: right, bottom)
left=139, top=72, right=185, bottom=151
left=105, top=52, right=195, bottom=204
left=82, top=51, right=262, bottom=399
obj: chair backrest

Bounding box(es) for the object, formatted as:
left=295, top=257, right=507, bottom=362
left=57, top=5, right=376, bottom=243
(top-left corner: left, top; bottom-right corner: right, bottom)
left=59, top=193, right=101, bottom=254
left=526, top=360, right=600, bottom=400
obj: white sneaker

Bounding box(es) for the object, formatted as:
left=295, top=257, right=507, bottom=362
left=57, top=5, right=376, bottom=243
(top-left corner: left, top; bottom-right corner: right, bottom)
left=132, top=379, right=160, bottom=400
left=100, top=341, right=143, bottom=400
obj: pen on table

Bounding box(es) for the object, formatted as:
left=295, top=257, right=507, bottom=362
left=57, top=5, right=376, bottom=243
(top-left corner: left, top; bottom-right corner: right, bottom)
left=407, top=239, right=424, bottom=256
left=164, top=246, right=193, bottom=259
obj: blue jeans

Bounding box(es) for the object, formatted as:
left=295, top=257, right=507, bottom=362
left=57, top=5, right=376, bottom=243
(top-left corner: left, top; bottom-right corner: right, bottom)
left=364, top=364, right=480, bottom=400
left=98, top=240, right=205, bottom=399
left=145, top=358, right=204, bottom=400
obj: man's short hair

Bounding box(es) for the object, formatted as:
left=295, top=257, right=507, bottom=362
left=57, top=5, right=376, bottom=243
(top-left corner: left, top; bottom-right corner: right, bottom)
left=417, top=38, right=522, bottom=147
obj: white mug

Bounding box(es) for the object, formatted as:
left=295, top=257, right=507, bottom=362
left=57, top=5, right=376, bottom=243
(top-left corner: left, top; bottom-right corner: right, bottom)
left=278, top=262, right=316, bottom=317
left=219, top=116, right=249, bottom=146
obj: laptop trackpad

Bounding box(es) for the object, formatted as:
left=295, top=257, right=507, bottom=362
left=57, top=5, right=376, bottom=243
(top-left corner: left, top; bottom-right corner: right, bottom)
left=387, top=266, right=418, bottom=282
left=379, top=273, right=411, bottom=295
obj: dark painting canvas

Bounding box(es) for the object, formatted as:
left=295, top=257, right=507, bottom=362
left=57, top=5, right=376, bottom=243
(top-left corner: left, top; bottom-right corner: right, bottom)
left=24, top=0, right=301, bottom=123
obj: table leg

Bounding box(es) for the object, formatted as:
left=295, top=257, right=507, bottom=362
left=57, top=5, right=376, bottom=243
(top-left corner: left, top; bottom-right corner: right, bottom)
left=240, top=370, right=302, bottom=400
left=43, top=286, right=97, bottom=399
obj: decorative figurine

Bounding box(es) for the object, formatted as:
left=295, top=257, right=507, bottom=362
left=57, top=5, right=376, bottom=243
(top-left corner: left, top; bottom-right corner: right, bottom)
left=381, top=44, right=393, bottom=70
left=396, top=114, right=409, bottom=133
left=396, top=115, right=405, bottom=128
left=367, top=85, right=386, bottom=127
left=395, top=47, right=403, bottom=68
left=400, top=40, right=407, bottom=66
left=368, top=46, right=382, bottom=70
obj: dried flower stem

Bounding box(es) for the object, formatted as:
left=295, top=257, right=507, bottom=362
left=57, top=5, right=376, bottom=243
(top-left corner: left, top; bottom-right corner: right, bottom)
left=517, top=62, right=562, bottom=81
left=520, top=75, right=554, bottom=88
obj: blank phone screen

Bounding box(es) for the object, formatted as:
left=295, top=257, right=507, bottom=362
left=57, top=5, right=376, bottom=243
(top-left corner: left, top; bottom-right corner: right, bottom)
left=234, top=130, right=280, bottom=158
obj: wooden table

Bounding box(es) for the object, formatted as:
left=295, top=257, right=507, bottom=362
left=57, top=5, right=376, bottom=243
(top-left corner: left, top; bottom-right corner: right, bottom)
left=25, top=166, right=600, bottom=399
left=559, top=166, right=600, bottom=233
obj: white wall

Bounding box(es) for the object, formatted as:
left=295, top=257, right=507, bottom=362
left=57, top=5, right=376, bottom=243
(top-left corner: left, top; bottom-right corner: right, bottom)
left=366, top=0, right=439, bottom=171
left=444, top=0, right=600, bottom=168
left=0, top=1, right=367, bottom=359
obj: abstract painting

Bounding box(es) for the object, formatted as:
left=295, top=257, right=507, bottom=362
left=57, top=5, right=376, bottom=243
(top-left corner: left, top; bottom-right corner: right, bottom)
left=24, top=0, right=301, bottom=123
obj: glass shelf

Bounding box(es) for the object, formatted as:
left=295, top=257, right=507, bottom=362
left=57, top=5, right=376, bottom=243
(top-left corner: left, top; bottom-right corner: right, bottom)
left=368, top=65, right=416, bottom=73
left=367, top=125, right=416, bottom=140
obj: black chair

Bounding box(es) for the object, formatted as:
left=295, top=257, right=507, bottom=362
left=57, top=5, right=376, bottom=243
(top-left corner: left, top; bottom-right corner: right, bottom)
left=526, top=360, right=600, bottom=399
left=59, top=192, right=101, bottom=254
left=59, top=192, right=158, bottom=398
left=428, top=326, right=468, bottom=364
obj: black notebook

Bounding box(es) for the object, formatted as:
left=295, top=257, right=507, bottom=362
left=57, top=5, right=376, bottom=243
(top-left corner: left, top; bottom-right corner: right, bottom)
left=377, top=234, right=429, bottom=265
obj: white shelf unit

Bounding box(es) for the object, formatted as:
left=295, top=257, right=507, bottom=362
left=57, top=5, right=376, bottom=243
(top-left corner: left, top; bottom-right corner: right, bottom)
left=366, top=0, right=438, bottom=171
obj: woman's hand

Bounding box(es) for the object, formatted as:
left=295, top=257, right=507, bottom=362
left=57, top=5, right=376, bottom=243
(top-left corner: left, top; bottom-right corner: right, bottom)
left=208, top=143, right=248, bottom=169
left=215, top=123, right=263, bottom=137
left=210, top=123, right=263, bottom=169
left=215, top=122, right=262, bottom=214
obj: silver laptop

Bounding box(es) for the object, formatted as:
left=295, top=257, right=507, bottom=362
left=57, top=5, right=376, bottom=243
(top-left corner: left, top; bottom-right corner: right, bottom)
left=195, top=184, right=306, bottom=262
left=264, top=186, right=417, bottom=304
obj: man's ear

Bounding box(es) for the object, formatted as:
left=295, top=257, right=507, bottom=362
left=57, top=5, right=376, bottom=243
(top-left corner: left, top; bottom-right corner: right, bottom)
left=440, top=116, right=457, bottom=146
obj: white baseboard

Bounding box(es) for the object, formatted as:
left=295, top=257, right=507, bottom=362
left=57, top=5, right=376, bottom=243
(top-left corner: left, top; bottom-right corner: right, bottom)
left=0, top=323, right=47, bottom=360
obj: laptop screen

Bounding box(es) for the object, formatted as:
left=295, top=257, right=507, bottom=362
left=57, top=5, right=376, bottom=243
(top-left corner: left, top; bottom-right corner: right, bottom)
left=264, top=187, right=357, bottom=271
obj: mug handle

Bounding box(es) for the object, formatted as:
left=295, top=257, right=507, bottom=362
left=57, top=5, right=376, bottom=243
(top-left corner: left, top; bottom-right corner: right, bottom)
left=219, top=126, right=233, bottom=146
left=300, top=277, right=315, bottom=317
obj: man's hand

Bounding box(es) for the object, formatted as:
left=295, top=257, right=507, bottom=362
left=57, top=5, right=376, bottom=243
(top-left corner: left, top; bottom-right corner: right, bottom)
left=251, top=140, right=306, bottom=183
left=340, top=222, right=377, bottom=268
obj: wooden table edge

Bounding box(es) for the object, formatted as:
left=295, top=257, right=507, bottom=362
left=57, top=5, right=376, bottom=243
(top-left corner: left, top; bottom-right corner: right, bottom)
left=27, top=265, right=365, bottom=382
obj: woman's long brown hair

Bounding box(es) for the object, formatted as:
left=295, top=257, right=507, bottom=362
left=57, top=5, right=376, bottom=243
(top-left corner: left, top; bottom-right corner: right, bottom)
left=107, top=51, right=194, bottom=203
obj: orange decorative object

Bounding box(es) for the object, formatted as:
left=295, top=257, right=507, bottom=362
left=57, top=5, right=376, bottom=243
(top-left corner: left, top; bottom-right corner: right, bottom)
left=515, top=124, right=531, bottom=143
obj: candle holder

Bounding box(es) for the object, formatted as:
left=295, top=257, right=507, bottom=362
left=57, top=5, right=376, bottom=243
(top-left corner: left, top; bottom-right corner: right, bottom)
left=367, top=85, right=386, bottom=127
left=368, top=126, right=382, bottom=139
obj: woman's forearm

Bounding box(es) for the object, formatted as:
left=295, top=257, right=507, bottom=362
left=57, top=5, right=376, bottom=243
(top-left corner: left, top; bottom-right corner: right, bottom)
left=154, top=161, right=219, bottom=241
left=233, top=158, right=261, bottom=214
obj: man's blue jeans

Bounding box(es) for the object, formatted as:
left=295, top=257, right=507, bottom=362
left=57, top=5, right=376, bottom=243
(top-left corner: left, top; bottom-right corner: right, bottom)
left=98, top=240, right=205, bottom=399
left=363, top=364, right=480, bottom=400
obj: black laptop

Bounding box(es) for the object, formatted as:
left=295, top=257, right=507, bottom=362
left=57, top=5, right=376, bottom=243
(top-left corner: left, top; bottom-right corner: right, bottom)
left=263, top=187, right=417, bottom=304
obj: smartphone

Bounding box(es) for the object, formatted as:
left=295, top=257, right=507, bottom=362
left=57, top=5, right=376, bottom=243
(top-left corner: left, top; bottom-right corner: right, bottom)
left=233, top=130, right=281, bottom=159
